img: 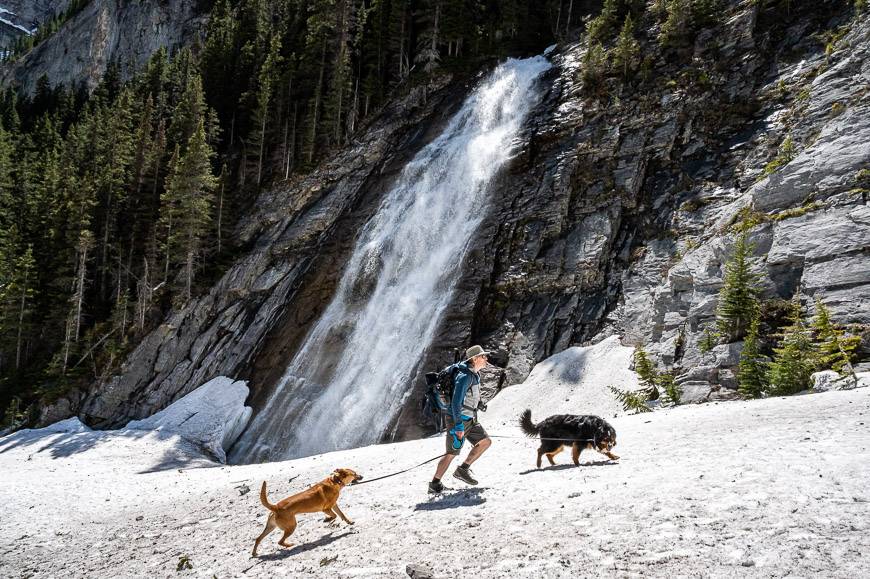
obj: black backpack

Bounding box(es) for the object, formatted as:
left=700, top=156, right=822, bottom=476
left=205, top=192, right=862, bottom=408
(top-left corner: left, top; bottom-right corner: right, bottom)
left=421, top=351, right=467, bottom=431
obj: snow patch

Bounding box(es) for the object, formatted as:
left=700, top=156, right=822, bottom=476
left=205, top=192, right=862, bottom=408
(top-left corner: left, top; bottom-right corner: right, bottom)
left=126, top=376, right=252, bottom=463
left=486, top=335, right=638, bottom=429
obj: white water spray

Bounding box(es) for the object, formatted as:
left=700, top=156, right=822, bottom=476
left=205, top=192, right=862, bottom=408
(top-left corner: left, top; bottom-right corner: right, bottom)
left=231, top=56, right=551, bottom=463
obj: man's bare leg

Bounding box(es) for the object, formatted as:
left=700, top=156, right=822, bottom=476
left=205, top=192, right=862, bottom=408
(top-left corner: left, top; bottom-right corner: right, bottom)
left=462, top=438, right=491, bottom=466
left=434, top=453, right=456, bottom=480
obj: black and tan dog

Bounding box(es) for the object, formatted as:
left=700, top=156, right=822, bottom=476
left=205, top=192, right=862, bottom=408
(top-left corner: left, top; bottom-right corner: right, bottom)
left=252, top=468, right=363, bottom=557
left=519, top=409, right=619, bottom=468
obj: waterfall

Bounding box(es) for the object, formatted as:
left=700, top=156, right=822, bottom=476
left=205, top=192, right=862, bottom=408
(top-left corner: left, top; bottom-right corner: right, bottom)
left=230, top=55, right=551, bottom=464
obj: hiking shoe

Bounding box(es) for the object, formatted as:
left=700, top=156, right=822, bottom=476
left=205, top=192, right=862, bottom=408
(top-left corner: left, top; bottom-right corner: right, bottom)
left=452, top=465, right=478, bottom=485
left=428, top=480, right=445, bottom=494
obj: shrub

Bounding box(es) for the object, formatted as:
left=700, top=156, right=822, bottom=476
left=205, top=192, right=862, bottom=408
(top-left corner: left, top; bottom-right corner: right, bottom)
left=760, top=135, right=797, bottom=179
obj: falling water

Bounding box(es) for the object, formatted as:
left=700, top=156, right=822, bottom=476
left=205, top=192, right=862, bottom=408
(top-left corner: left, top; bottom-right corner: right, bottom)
left=230, top=56, right=551, bottom=463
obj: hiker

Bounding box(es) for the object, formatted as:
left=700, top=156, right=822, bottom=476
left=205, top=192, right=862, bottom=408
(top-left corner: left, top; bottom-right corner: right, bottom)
left=429, top=345, right=492, bottom=494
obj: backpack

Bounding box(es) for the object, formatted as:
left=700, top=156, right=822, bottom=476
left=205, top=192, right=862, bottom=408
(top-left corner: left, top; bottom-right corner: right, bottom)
left=421, top=352, right=466, bottom=432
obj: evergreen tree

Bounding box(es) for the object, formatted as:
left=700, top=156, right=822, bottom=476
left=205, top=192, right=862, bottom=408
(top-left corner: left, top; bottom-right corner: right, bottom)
left=768, top=297, right=815, bottom=395
left=612, top=15, right=640, bottom=81
left=633, top=346, right=661, bottom=400
left=716, top=231, right=761, bottom=341
left=247, top=35, right=283, bottom=185
left=811, top=299, right=860, bottom=374
left=581, top=42, right=609, bottom=94
left=659, top=0, right=692, bottom=47
left=160, top=120, right=217, bottom=301
left=737, top=312, right=766, bottom=398
left=587, top=0, right=618, bottom=43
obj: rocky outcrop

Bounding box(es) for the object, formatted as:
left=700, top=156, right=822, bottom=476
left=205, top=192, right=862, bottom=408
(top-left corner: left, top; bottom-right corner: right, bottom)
left=1, top=0, right=204, bottom=94
left=0, top=1, right=68, bottom=47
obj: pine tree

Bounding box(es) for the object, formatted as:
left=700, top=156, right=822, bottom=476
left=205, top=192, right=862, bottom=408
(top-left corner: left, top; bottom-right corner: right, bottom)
left=612, top=15, right=640, bottom=81
left=768, top=297, right=815, bottom=395
left=811, top=299, right=860, bottom=374
left=587, top=0, right=618, bottom=43
left=716, top=231, right=761, bottom=341
left=609, top=385, right=653, bottom=414
left=738, top=312, right=766, bottom=398
left=247, top=35, right=283, bottom=186
left=581, top=42, right=609, bottom=94
left=660, top=0, right=692, bottom=47
left=159, top=120, right=217, bottom=301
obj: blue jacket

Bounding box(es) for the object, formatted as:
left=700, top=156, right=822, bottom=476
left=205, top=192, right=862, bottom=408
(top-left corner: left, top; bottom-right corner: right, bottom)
left=450, top=362, right=481, bottom=432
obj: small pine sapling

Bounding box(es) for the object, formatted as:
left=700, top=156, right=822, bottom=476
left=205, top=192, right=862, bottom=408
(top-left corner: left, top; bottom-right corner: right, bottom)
left=768, top=296, right=816, bottom=395
left=609, top=385, right=653, bottom=414
left=811, top=299, right=860, bottom=375
left=738, top=313, right=767, bottom=398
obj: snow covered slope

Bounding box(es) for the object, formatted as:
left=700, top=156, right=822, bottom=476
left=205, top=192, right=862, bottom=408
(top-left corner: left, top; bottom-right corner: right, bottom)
left=1, top=384, right=868, bottom=577
left=486, top=336, right=637, bottom=430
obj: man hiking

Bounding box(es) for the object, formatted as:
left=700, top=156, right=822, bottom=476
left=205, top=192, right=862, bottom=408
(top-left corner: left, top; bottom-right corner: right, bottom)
left=429, top=345, right=492, bottom=494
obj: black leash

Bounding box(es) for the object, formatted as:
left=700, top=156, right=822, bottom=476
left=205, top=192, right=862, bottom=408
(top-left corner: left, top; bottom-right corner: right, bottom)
left=349, top=453, right=448, bottom=486
left=348, top=434, right=601, bottom=488
left=486, top=434, right=597, bottom=443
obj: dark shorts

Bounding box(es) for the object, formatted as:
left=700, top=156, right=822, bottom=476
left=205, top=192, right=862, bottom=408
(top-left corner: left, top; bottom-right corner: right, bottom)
left=444, top=416, right=489, bottom=455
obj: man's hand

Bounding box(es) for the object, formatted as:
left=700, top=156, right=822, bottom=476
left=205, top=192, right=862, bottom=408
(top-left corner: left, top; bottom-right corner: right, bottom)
left=456, top=430, right=465, bottom=439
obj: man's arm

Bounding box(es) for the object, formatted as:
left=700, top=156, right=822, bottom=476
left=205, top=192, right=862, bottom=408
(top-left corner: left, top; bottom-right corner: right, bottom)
left=449, top=370, right=472, bottom=430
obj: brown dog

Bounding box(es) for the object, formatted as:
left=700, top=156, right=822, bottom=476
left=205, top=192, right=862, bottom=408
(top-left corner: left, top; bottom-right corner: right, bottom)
left=252, top=468, right=363, bottom=557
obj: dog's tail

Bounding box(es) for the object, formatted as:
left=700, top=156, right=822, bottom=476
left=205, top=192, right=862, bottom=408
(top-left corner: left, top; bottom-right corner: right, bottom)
left=259, top=481, right=277, bottom=512
left=519, top=409, right=539, bottom=437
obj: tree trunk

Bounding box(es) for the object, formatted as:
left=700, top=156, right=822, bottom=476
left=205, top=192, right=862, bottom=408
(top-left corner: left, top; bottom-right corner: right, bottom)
left=15, top=268, right=28, bottom=370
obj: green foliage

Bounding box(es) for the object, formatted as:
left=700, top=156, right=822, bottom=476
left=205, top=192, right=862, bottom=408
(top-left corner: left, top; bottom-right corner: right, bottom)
left=768, top=297, right=816, bottom=395
left=659, top=373, right=682, bottom=406
left=587, top=0, right=619, bottom=43
left=811, top=300, right=860, bottom=374
left=698, top=324, right=719, bottom=354
left=633, top=346, right=660, bottom=399
left=738, top=313, right=767, bottom=398
left=729, top=206, right=769, bottom=233
left=760, top=135, right=797, bottom=179
left=609, top=385, right=653, bottom=414
left=2, top=397, right=25, bottom=430
left=770, top=201, right=822, bottom=222
left=716, top=231, right=761, bottom=341
left=858, top=0, right=867, bottom=13
left=612, top=15, right=641, bottom=81
left=581, top=42, right=609, bottom=94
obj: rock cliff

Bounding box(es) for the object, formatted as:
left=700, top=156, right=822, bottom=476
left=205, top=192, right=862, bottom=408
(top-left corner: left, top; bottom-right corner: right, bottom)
left=1, top=0, right=204, bottom=94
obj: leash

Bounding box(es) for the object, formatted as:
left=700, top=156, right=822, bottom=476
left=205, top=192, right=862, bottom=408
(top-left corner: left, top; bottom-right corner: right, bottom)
left=349, top=453, right=448, bottom=486
left=486, top=433, right=598, bottom=443
left=348, top=434, right=600, bottom=488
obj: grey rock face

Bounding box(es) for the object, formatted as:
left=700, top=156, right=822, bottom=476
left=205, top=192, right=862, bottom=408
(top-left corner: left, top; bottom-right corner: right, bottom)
left=0, top=1, right=69, bottom=47
left=1, top=0, right=204, bottom=94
